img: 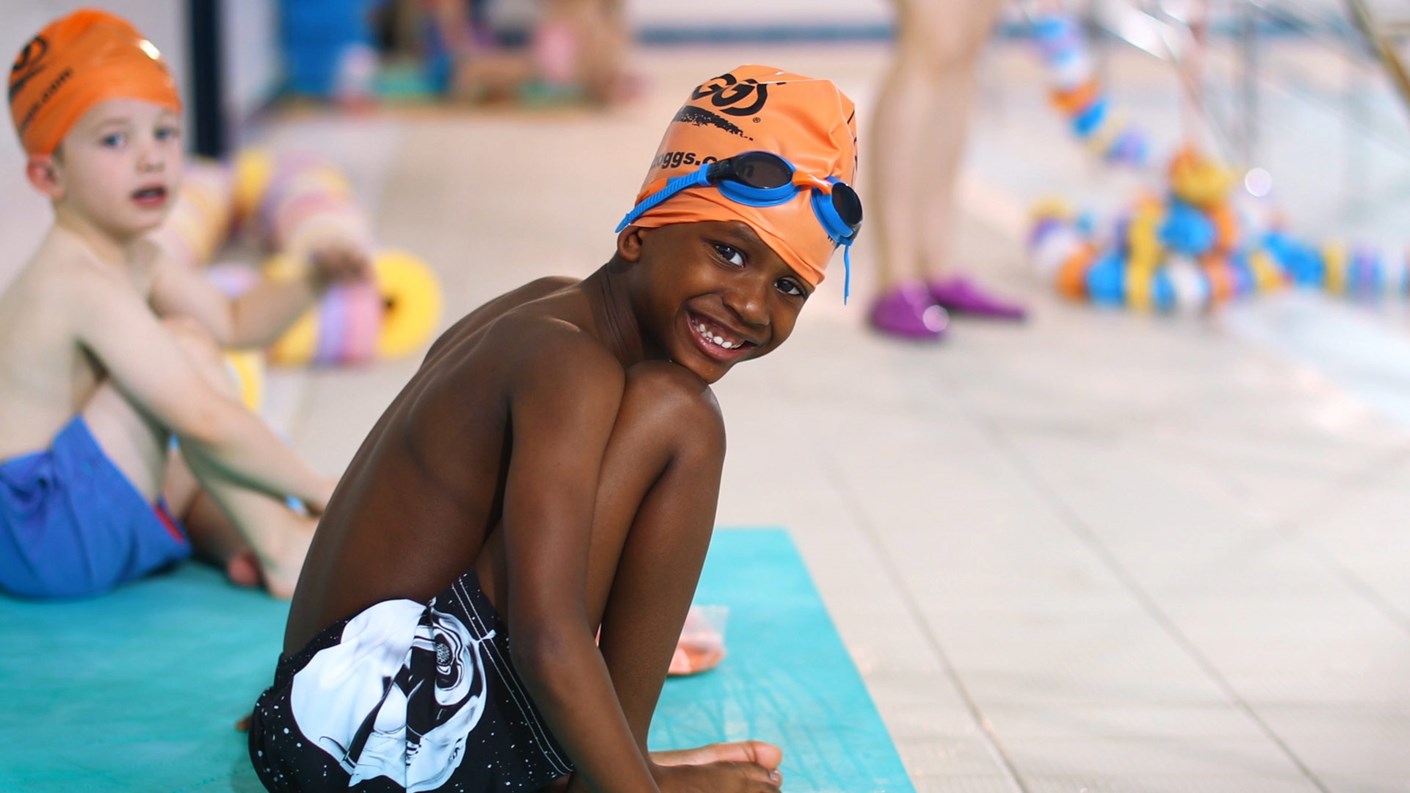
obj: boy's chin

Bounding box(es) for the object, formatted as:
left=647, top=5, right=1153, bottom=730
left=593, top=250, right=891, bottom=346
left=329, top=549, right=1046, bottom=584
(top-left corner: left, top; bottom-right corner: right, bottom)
left=94, top=222, right=166, bottom=248
left=124, top=214, right=171, bottom=238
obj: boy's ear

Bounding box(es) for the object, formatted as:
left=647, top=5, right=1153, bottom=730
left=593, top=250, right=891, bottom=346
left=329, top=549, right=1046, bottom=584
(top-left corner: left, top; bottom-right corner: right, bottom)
left=616, top=225, right=649, bottom=262
left=25, top=154, right=64, bottom=199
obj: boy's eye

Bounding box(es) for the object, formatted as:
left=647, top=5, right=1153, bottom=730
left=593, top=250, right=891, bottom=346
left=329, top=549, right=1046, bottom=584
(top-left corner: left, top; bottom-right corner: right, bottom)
left=713, top=243, right=745, bottom=268
left=775, top=278, right=807, bottom=299
left=155, top=125, right=180, bottom=141
left=100, top=132, right=125, bottom=147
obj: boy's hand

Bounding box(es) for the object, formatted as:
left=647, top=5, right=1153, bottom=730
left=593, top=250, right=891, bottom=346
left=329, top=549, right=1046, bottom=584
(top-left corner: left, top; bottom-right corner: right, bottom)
left=309, top=242, right=372, bottom=289
left=652, top=760, right=782, bottom=792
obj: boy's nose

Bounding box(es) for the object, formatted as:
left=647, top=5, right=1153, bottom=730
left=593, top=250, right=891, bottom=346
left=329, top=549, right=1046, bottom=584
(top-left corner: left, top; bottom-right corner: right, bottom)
left=723, top=274, right=770, bottom=328
left=138, top=142, right=165, bottom=171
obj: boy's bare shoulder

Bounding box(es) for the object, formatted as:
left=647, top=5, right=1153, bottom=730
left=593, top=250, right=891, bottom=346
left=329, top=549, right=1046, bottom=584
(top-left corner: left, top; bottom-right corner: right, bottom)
left=486, top=307, right=623, bottom=386
left=7, top=235, right=138, bottom=315
left=423, top=286, right=621, bottom=408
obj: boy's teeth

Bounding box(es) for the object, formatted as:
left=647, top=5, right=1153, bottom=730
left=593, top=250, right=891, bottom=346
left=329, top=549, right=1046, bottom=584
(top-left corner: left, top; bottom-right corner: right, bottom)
left=694, top=319, right=739, bottom=350
left=692, top=319, right=740, bottom=350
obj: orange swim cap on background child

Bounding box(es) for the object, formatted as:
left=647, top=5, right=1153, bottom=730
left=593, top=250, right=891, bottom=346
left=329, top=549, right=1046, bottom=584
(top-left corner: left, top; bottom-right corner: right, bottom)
left=622, top=65, right=859, bottom=290
left=9, top=8, right=182, bottom=156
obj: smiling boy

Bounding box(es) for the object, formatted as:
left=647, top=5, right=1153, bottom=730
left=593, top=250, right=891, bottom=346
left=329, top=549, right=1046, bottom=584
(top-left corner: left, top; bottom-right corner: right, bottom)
left=248, top=65, right=860, bottom=792
left=0, top=10, right=366, bottom=600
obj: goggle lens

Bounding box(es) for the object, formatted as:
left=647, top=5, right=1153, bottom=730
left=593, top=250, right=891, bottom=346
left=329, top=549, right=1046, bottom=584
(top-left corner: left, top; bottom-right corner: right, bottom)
left=714, top=152, right=795, bottom=191
left=829, top=183, right=863, bottom=234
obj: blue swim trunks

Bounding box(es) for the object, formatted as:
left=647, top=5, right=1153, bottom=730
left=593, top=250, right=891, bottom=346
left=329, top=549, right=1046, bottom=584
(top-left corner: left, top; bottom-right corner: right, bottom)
left=0, top=416, right=191, bottom=599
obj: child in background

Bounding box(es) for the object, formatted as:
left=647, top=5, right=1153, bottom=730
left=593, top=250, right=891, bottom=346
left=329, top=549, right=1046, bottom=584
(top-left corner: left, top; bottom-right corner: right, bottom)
left=0, top=9, right=369, bottom=600
left=248, top=65, right=861, bottom=792
left=424, top=0, right=633, bottom=105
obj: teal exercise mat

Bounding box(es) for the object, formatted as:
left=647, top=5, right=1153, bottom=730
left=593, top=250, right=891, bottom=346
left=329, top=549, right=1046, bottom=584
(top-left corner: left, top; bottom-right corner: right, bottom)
left=0, top=563, right=282, bottom=792
left=0, top=529, right=911, bottom=792
left=652, top=529, right=914, bottom=793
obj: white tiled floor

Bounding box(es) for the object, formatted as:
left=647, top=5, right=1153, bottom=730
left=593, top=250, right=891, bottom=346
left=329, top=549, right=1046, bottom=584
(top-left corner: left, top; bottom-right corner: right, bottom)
left=5, top=29, right=1410, bottom=793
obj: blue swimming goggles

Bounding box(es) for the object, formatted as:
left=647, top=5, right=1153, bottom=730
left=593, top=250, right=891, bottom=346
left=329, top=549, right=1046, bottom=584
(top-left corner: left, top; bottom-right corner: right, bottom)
left=616, top=150, right=864, bottom=300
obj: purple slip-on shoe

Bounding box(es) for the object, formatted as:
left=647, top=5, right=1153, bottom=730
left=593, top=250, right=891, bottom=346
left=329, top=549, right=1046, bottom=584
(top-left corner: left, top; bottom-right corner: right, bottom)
left=868, top=283, right=950, bottom=340
left=928, top=276, right=1027, bottom=321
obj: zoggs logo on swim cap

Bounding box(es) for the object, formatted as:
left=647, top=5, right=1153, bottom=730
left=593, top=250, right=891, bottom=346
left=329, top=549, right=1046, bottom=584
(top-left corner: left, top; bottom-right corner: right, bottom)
left=10, top=34, right=73, bottom=138
left=691, top=72, right=769, bottom=117
left=670, top=71, right=773, bottom=141
left=9, top=34, right=49, bottom=101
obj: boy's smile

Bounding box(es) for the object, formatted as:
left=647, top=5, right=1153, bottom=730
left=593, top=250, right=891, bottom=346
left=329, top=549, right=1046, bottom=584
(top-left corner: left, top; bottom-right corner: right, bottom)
left=628, top=220, right=810, bottom=384
left=687, top=309, right=755, bottom=357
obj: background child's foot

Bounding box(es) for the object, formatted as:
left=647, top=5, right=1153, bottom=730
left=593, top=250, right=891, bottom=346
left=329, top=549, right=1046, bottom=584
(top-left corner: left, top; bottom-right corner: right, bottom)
left=255, top=514, right=317, bottom=599
left=225, top=549, right=262, bottom=588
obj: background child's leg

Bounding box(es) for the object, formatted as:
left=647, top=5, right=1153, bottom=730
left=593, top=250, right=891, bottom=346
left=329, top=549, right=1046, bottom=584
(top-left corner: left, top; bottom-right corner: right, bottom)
left=157, top=318, right=316, bottom=596
left=162, top=453, right=263, bottom=587
left=536, top=0, right=629, bottom=103
left=78, top=319, right=300, bottom=592
left=80, top=382, right=170, bottom=502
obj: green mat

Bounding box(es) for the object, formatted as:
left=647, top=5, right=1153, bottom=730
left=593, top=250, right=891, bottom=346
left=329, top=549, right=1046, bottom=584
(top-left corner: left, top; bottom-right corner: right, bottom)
left=0, top=529, right=911, bottom=792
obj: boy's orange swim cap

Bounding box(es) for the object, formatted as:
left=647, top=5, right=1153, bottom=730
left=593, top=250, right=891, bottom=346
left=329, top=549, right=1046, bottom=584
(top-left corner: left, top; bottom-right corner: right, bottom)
left=9, top=9, right=182, bottom=156
left=626, top=65, right=858, bottom=288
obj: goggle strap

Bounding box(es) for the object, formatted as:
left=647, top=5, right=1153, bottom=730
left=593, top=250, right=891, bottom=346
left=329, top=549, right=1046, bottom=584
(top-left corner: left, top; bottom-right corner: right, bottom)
left=843, top=243, right=852, bottom=304
left=615, top=167, right=711, bottom=232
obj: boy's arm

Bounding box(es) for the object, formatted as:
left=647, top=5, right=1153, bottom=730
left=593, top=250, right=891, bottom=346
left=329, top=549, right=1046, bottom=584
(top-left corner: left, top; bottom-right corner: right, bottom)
left=73, top=274, right=334, bottom=510
left=497, top=321, right=660, bottom=793
left=149, top=245, right=369, bottom=348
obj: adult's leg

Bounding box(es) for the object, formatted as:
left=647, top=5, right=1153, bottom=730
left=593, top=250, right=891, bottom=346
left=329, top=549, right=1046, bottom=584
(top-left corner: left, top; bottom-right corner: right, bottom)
left=913, top=0, right=1003, bottom=272
left=869, top=0, right=1003, bottom=292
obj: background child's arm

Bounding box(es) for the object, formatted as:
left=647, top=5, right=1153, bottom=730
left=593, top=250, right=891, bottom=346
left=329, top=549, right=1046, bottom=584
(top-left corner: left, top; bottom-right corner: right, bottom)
left=149, top=243, right=370, bottom=349
left=74, top=273, right=335, bottom=510
left=496, top=322, right=660, bottom=793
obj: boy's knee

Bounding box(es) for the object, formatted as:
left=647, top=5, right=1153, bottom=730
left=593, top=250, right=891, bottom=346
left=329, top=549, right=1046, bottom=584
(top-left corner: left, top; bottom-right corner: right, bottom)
left=161, top=318, right=232, bottom=383
left=618, top=361, right=725, bottom=456
left=162, top=316, right=218, bottom=354
left=622, top=360, right=715, bottom=412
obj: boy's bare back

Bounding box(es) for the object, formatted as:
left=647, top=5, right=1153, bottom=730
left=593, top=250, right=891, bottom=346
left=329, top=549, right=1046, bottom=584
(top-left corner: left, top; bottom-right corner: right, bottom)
left=285, top=275, right=591, bottom=648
